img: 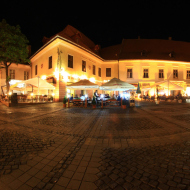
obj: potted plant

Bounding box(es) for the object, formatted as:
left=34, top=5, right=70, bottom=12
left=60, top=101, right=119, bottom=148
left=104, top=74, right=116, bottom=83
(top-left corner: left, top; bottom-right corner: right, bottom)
left=63, top=96, right=67, bottom=107
left=122, top=98, right=127, bottom=109
left=92, top=96, right=96, bottom=108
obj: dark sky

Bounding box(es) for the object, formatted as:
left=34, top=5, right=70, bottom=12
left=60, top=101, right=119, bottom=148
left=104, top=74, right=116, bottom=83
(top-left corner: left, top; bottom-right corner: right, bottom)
left=1, top=0, right=189, bottom=55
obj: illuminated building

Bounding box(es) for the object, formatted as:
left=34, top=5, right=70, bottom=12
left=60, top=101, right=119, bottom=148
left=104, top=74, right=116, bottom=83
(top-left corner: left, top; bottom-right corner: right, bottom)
left=0, top=63, right=31, bottom=95
left=29, top=26, right=190, bottom=100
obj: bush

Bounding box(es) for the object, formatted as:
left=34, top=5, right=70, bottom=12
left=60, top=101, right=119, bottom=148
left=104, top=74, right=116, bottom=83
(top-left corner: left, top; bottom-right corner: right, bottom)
left=63, top=96, right=67, bottom=104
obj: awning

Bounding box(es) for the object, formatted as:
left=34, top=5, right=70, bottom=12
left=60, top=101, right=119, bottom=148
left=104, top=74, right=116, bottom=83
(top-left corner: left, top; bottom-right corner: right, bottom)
left=10, top=77, right=55, bottom=90
left=142, top=80, right=184, bottom=91
left=66, top=79, right=99, bottom=90
left=100, top=78, right=135, bottom=91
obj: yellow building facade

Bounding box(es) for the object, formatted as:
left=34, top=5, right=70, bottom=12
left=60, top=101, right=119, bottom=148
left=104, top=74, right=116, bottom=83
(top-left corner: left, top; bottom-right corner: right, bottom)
left=30, top=25, right=190, bottom=101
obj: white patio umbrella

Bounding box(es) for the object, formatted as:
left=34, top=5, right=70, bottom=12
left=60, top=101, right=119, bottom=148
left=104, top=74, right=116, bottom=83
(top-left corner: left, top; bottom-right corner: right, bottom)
left=100, top=78, right=135, bottom=91
left=141, top=80, right=183, bottom=95
left=66, top=79, right=99, bottom=90
left=10, top=77, right=55, bottom=94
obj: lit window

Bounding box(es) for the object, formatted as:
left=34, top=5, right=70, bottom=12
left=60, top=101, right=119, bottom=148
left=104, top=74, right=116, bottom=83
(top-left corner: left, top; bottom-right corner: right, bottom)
left=82, top=60, right=86, bottom=72
left=106, top=68, right=111, bottom=77
left=24, top=71, right=29, bottom=80
left=68, top=55, right=73, bottom=68
left=93, top=65, right=96, bottom=75
left=49, top=56, right=52, bottom=69
left=98, top=68, right=101, bottom=77
left=10, top=69, right=15, bottom=79
left=173, top=69, right=178, bottom=79
left=143, top=69, right=149, bottom=78
left=187, top=70, right=190, bottom=79
left=159, top=69, right=164, bottom=78
left=127, top=69, right=133, bottom=78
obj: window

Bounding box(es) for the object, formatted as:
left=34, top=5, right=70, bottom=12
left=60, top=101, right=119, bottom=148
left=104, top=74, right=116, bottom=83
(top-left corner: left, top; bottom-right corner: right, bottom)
left=24, top=71, right=29, bottom=80
left=159, top=69, right=164, bottom=78
left=187, top=70, right=190, bottom=79
left=35, top=65, right=37, bottom=75
left=10, top=69, right=15, bottom=79
left=143, top=69, right=149, bottom=78
left=106, top=68, right=111, bottom=77
left=82, top=60, right=86, bottom=72
left=68, top=55, right=73, bottom=68
left=127, top=69, right=133, bottom=78
left=173, top=69, right=178, bottom=79
left=93, top=65, right=96, bottom=75
left=49, top=56, right=52, bottom=69
left=98, top=68, right=101, bottom=77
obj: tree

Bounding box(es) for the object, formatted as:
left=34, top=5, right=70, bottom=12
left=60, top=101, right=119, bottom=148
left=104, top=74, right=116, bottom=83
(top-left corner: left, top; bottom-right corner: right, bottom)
left=0, top=19, right=29, bottom=94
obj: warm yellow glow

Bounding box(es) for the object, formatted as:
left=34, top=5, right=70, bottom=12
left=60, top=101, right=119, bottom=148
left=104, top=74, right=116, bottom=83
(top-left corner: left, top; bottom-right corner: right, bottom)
left=9, top=92, right=12, bottom=95
left=80, top=75, right=88, bottom=80
left=53, top=68, right=59, bottom=80
left=186, top=87, right=190, bottom=96
left=41, top=75, right=46, bottom=80
left=72, top=74, right=79, bottom=79
left=52, top=93, right=55, bottom=96
left=89, top=77, right=96, bottom=83
left=31, top=93, right=34, bottom=96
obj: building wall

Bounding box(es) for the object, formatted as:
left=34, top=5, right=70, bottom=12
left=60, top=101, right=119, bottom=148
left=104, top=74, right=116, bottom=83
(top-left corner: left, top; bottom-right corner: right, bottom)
left=30, top=37, right=190, bottom=100
left=0, top=63, right=31, bottom=95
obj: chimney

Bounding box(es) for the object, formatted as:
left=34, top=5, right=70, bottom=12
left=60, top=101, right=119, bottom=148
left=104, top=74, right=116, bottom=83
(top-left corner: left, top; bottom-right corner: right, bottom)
left=168, top=37, right=172, bottom=40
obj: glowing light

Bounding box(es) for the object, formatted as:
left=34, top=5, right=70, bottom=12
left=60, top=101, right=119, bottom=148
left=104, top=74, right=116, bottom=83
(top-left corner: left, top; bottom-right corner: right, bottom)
left=186, top=87, right=190, bottom=96
left=72, top=74, right=79, bottom=79
left=53, top=68, right=59, bottom=80
left=41, top=75, right=46, bottom=80
left=9, top=92, right=12, bottom=95
left=89, top=77, right=95, bottom=83
left=101, top=94, right=104, bottom=98
left=85, top=94, right=88, bottom=98
left=80, top=75, right=88, bottom=80
left=31, top=93, right=34, bottom=96
left=52, top=93, right=55, bottom=96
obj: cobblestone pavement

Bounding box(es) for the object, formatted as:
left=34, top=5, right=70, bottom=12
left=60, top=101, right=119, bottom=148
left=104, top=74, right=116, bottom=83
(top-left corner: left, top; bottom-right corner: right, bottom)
left=1, top=101, right=190, bottom=190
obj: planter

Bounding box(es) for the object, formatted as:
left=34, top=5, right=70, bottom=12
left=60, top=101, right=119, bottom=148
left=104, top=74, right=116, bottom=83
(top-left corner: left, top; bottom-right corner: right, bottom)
left=63, top=104, right=66, bottom=108
left=178, top=99, right=182, bottom=103
left=92, top=104, right=96, bottom=109
left=122, top=105, right=127, bottom=109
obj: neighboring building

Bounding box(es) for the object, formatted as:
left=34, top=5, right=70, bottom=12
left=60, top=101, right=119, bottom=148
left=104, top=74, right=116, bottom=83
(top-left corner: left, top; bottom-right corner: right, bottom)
left=28, top=26, right=190, bottom=100
left=0, top=63, right=31, bottom=95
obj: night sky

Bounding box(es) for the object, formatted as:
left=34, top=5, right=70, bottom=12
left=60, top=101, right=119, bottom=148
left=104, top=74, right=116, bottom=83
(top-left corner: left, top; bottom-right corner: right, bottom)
left=1, top=1, right=189, bottom=55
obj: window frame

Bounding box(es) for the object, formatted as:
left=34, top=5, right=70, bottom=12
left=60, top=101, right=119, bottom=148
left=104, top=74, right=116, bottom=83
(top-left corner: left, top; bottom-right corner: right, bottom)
left=68, top=55, right=73, bottom=68
left=49, top=56, right=52, bottom=69
left=10, top=69, right=15, bottom=79
left=24, top=71, right=29, bottom=80
left=82, top=60, right=86, bottom=72
left=93, top=65, right=96, bottom=75
left=106, top=68, right=111, bottom=77
left=35, top=65, right=37, bottom=75
left=143, top=68, right=149, bottom=78
left=187, top=70, right=190, bottom=79
left=127, top=68, right=133, bottom=78
left=158, top=69, right=164, bottom=79
left=173, top=69, right=178, bottom=79
left=98, top=68, right=101, bottom=77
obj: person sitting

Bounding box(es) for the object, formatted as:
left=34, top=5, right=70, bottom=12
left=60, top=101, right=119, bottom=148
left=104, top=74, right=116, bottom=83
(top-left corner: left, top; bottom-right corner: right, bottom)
left=70, top=94, right=73, bottom=101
